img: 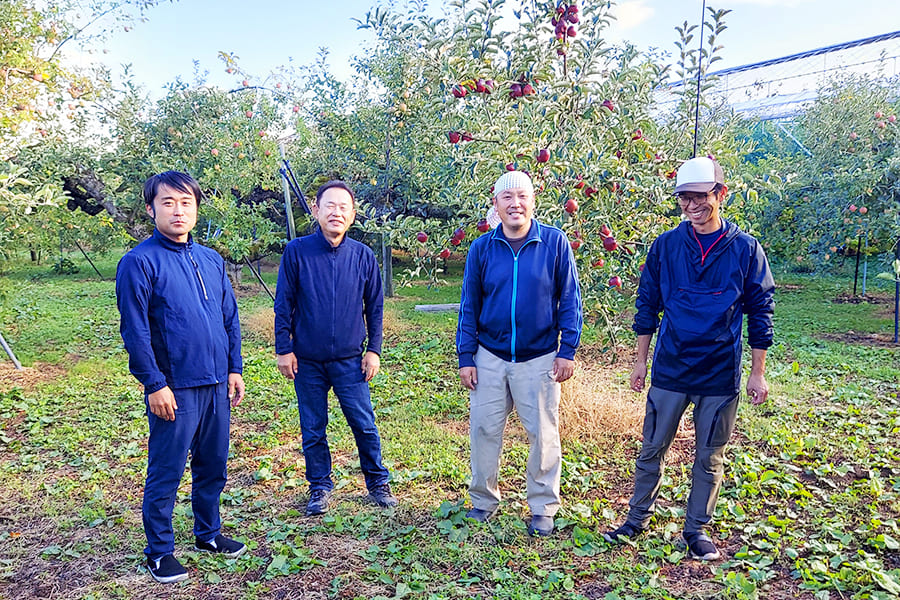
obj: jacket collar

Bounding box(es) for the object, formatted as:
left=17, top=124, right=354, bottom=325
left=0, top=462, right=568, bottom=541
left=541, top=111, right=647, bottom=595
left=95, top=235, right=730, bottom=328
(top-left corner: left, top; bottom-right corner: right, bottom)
left=152, top=228, right=193, bottom=251
left=314, top=226, right=347, bottom=250
left=491, top=219, right=542, bottom=244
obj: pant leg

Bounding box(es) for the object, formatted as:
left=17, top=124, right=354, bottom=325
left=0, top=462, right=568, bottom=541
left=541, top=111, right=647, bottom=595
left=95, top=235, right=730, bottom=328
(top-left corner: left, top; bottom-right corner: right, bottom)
left=507, top=352, right=562, bottom=517
left=626, top=386, right=692, bottom=529
left=685, top=393, right=739, bottom=533
left=189, top=382, right=230, bottom=542
left=468, top=347, right=513, bottom=511
left=294, top=360, right=334, bottom=492
left=143, top=389, right=201, bottom=560
left=328, top=356, right=390, bottom=491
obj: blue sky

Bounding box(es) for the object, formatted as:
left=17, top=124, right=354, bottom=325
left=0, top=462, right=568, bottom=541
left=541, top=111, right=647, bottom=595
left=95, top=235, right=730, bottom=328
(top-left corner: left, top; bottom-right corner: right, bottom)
left=97, top=0, right=899, bottom=96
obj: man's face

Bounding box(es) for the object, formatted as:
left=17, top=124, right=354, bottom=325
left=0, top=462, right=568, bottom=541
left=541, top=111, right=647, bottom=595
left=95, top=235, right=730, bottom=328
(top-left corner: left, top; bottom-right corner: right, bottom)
left=677, top=186, right=726, bottom=230
left=492, top=187, right=535, bottom=235
left=313, top=187, right=355, bottom=240
left=146, top=183, right=198, bottom=243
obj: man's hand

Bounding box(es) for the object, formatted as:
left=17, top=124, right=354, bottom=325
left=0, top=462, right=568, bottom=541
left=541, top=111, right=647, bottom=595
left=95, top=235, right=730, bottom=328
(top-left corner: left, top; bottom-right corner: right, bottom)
left=459, top=366, right=478, bottom=390
left=361, top=351, right=380, bottom=382
left=630, top=361, right=648, bottom=392
left=228, top=373, right=245, bottom=407
left=746, top=373, right=769, bottom=405
left=277, top=352, right=298, bottom=380
left=148, top=386, right=178, bottom=421
left=552, top=357, right=575, bottom=383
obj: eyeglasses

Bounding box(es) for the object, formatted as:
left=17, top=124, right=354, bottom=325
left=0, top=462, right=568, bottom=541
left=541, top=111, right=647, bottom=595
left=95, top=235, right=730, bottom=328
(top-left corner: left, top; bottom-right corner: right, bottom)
left=677, top=192, right=715, bottom=207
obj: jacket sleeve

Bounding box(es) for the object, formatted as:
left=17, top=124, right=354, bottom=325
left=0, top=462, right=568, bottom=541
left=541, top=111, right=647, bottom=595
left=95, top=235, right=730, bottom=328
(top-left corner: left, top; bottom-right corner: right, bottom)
left=555, top=235, right=582, bottom=360
left=633, top=237, right=664, bottom=336
left=221, top=257, right=243, bottom=374
left=273, top=243, right=298, bottom=355
left=456, top=243, right=483, bottom=368
left=363, top=250, right=384, bottom=355
left=743, top=239, right=775, bottom=349
left=116, top=253, right=168, bottom=394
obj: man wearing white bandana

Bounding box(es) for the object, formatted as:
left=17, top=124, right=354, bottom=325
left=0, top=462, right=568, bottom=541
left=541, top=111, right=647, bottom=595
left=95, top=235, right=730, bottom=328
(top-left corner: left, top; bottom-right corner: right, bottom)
left=456, top=170, right=582, bottom=537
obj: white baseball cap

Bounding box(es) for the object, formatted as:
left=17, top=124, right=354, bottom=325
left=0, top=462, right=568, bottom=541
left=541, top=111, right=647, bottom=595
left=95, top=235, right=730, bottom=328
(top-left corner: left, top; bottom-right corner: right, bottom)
left=675, top=157, right=725, bottom=194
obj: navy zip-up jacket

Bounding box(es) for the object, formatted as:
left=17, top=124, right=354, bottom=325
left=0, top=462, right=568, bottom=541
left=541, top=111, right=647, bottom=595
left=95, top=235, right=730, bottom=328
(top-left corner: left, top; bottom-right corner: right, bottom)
left=634, top=219, right=775, bottom=395
left=116, top=229, right=243, bottom=394
left=274, top=229, right=383, bottom=361
left=457, top=219, right=582, bottom=368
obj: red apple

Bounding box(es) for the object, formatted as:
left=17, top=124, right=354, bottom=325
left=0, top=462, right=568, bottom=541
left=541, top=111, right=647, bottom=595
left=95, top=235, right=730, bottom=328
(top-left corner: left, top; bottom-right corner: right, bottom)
left=484, top=80, right=495, bottom=93
left=451, top=237, right=462, bottom=246
left=242, top=80, right=249, bottom=87
left=574, top=180, right=585, bottom=189
left=510, top=83, right=523, bottom=98
left=475, top=79, right=486, bottom=93
left=416, top=231, right=428, bottom=243
left=506, top=162, right=515, bottom=171
left=849, top=204, right=857, bottom=212
left=461, top=132, right=474, bottom=142
left=639, top=263, right=645, bottom=272
left=600, top=224, right=611, bottom=236
left=477, top=219, right=490, bottom=233
left=875, top=111, right=884, bottom=119
left=439, top=248, right=451, bottom=259
left=245, top=110, right=253, bottom=118
left=601, top=99, right=615, bottom=112
left=570, top=239, right=581, bottom=250
left=233, top=142, right=240, bottom=148
left=210, top=148, right=219, bottom=156
left=567, top=26, right=577, bottom=37
left=293, top=105, right=300, bottom=113
left=890, top=115, right=897, bottom=123
left=258, top=130, right=266, bottom=137
left=603, top=236, right=618, bottom=251
left=564, top=199, right=578, bottom=214
left=592, top=257, right=605, bottom=268
left=265, top=150, right=271, bottom=157
left=608, top=276, right=622, bottom=288
left=877, top=121, right=886, bottom=129
left=557, top=48, right=567, bottom=57
left=556, top=5, right=565, bottom=14
left=453, top=228, right=465, bottom=240
left=522, top=83, right=536, bottom=96
left=452, top=84, right=467, bottom=98
left=859, top=206, right=868, bottom=214
left=448, top=131, right=461, bottom=144
left=632, top=128, right=643, bottom=140
left=537, top=148, right=550, bottom=163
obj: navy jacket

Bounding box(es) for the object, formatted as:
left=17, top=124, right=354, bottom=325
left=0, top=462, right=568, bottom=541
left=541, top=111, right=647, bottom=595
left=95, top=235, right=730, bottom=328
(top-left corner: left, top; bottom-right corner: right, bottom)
left=457, top=220, right=582, bottom=368
left=634, top=219, right=775, bottom=395
left=116, top=229, right=243, bottom=394
left=274, top=229, right=383, bottom=361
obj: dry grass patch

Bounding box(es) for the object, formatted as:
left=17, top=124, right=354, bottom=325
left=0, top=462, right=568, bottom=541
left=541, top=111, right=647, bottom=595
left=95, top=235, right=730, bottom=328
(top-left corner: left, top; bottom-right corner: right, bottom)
left=0, top=362, right=68, bottom=392
left=559, top=360, right=645, bottom=442
left=242, top=307, right=275, bottom=345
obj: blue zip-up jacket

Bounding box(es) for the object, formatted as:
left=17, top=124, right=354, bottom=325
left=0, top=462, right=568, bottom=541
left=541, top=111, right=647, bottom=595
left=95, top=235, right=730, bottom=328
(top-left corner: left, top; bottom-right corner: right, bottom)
left=634, top=219, right=775, bottom=395
left=274, top=229, right=383, bottom=361
left=456, top=219, right=582, bottom=369
left=116, top=229, right=243, bottom=394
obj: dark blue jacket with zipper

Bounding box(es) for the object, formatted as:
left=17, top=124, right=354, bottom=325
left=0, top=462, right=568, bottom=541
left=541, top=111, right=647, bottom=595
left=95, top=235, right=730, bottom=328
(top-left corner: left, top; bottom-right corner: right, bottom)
left=634, top=219, right=775, bottom=395
left=116, top=229, right=243, bottom=394
left=457, top=219, right=582, bottom=368
left=274, top=229, right=383, bottom=361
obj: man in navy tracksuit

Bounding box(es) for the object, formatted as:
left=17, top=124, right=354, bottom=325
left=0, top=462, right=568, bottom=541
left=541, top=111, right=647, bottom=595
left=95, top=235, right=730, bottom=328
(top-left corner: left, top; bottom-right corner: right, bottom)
left=457, top=170, right=582, bottom=537
left=116, top=171, right=247, bottom=584
left=604, top=157, right=775, bottom=561
left=274, top=180, right=397, bottom=516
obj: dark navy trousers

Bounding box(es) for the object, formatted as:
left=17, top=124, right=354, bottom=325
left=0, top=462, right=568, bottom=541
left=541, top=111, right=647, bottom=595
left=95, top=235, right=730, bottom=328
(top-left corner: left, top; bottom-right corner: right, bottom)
left=143, top=382, right=229, bottom=560
left=293, top=356, right=390, bottom=492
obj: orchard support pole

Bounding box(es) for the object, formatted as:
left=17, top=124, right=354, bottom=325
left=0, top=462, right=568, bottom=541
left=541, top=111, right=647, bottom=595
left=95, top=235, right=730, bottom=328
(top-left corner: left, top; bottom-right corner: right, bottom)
left=279, top=143, right=297, bottom=241
left=894, top=280, right=899, bottom=344
left=381, top=233, right=393, bottom=298
left=0, top=330, right=22, bottom=370
left=861, top=229, right=868, bottom=297
left=853, top=235, right=862, bottom=296
left=73, top=240, right=104, bottom=279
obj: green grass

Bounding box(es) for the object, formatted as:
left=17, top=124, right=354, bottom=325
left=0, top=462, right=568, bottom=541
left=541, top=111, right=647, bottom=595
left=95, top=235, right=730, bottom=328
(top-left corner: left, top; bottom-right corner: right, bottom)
left=0, top=250, right=898, bottom=599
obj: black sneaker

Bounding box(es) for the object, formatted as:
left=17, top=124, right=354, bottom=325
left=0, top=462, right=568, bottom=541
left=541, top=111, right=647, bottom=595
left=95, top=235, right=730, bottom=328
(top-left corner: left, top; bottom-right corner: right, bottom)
left=367, top=484, right=399, bottom=508
left=527, top=515, right=555, bottom=537
left=146, top=554, right=188, bottom=584
left=603, top=522, right=644, bottom=543
left=465, top=507, right=498, bottom=523
left=194, top=534, right=247, bottom=559
left=305, top=489, right=331, bottom=516
left=683, top=531, right=721, bottom=561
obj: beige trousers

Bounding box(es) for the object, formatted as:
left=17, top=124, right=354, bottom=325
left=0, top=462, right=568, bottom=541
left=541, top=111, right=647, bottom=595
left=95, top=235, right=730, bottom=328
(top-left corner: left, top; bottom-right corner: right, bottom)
left=468, top=346, right=562, bottom=516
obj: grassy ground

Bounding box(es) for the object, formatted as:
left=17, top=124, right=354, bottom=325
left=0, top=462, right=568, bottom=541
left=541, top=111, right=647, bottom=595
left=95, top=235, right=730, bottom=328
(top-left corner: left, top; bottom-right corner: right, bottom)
left=0, top=249, right=898, bottom=600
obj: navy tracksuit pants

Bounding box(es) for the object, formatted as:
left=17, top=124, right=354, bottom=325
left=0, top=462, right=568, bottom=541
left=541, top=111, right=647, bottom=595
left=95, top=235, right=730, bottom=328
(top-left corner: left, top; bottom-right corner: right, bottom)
left=143, top=382, right=230, bottom=560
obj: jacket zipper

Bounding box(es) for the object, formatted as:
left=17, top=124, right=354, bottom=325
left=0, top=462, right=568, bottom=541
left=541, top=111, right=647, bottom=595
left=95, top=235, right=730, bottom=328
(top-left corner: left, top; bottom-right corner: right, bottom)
left=497, top=230, right=540, bottom=363
left=188, top=249, right=209, bottom=300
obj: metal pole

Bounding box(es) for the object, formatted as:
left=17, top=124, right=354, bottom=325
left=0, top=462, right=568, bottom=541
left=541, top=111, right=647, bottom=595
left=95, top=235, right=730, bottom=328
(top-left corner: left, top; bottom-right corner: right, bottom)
left=0, top=330, right=22, bottom=370
left=244, top=258, right=275, bottom=302
left=381, top=232, right=393, bottom=298
left=279, top=143, right=297, bottom=241
left=73, top=239, right=104, bottom=279
left=692, top=0, right=708, bottom=158
left=894, top=280, right=899, bottom=344
left=853, top=235, right=862, bottom=296
left=861, top=229, right=868, bottom=297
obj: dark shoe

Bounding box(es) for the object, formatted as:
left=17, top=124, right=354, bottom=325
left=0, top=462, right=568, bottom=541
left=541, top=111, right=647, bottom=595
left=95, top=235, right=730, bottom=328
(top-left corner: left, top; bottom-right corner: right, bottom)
left=194, top=534, right=247, bottom=559
left=684, top=531, right=721, bottom=561
left=146, top=554, right=188, bottom=584
left=528, top=515, right=555, bottom=537
left=603, top=522, right=644, bottom=543
left=465, top=507, right=497, bottom=523
left=367, top=484, right=399, bottom=508
left=305, top=489, right=332, bottom=516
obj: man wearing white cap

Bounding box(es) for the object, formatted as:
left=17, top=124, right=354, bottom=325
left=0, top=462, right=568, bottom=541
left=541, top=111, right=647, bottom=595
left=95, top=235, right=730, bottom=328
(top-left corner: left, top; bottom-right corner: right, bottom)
left=604, top=157, right=775, bottom=560
left=456, top=170, right=582, bottom=537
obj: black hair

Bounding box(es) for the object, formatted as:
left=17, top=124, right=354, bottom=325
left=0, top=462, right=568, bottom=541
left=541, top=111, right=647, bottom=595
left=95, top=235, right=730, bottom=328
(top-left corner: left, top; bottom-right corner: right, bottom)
left=315, top=180, right=355, bottom=204
left=143, top=171, right=202, bottom=208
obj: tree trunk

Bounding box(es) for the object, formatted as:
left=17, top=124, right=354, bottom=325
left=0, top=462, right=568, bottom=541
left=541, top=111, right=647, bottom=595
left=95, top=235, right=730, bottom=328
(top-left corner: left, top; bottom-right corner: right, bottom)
left=225, top=261, right=243, bottom=287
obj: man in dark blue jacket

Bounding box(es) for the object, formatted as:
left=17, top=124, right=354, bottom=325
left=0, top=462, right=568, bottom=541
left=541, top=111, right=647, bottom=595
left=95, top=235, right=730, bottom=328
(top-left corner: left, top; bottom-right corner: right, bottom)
left=457, top=170, right=582, bottom=537
left=604, top=157, right=775, bottom=561
left=274, top=180, right=397, bottom=516
left=117, top=171, right=247, bottom=584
